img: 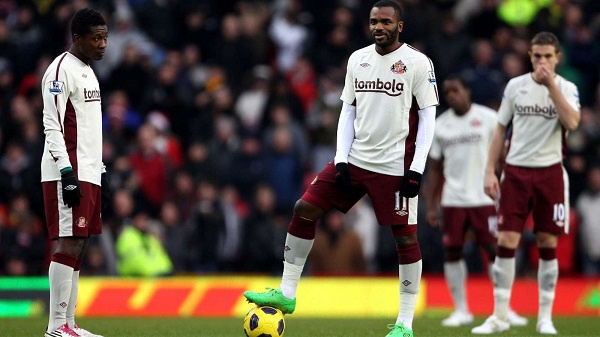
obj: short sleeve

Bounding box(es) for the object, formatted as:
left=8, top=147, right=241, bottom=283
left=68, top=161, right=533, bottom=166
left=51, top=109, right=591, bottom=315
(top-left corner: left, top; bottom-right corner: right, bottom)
left=496, top=81, right=515, bottom=127
left=429, top=131, right=442, bottom=160
left=563, top=81, right=581, bottom=112
left=340, top=54, right=356, bottom=105
left=413, top=57, right=439, bottom=109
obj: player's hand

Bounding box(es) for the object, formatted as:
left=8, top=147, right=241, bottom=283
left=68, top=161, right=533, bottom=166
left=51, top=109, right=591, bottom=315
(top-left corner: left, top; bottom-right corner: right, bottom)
left=400, top=170, right=422, bottom=198
left=101, top=172, right=111, bottom=213
left=335, top=162, right=352, bottom=191
left=484, top=171, right=500, bottom=200
left=534, top=65, right=554, bottom=87
left=426, top=208, right=440, bottom=227
left=61, top=168, right=82, bottom=208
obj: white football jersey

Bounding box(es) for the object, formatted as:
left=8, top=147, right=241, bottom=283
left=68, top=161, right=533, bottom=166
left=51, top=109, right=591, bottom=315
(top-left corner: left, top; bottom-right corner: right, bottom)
left=498, top=73, right=580, bottom=167
left=340, top=43, right=439, bottom=176
left=41, top=52, right=103, bottom=185
left=429, top=104, right=496, bottom=207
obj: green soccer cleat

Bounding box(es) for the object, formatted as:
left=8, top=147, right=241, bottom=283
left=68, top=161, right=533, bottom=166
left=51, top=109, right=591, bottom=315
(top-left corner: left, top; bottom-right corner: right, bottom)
left=243, top=288, right=296, bottom=314
left=385, top=322, right=413, bottom=337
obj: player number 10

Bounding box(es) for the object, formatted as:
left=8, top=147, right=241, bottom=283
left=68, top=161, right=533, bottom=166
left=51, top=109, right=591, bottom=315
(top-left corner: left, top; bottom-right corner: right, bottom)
left=552, top=203, right=565, bottom=222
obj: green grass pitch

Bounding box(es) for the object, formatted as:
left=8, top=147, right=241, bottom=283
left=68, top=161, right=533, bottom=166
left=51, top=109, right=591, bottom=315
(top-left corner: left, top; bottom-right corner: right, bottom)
left=1, top=315, right=599, bottom=336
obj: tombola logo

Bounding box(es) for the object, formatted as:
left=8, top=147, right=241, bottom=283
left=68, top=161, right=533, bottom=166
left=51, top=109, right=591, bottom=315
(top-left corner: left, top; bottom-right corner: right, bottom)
left=354, top=78, right=404, bottom=96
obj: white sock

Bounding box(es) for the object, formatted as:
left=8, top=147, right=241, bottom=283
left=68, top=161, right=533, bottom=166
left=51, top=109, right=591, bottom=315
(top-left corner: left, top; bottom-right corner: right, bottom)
left=444, top=259, right=468, bottom=313
left=492, top=257, right=515, bottom=321
left=47, top=262, right=74, bottom=332
left=66, top=270, right=79, bottom=327
left=280, top=261, right=303, bottom=299
left=280, top=234, right=314, bottom=299
left=396, top=260, right=422, bottom=330
left=538, top=259, right=558, bottom=322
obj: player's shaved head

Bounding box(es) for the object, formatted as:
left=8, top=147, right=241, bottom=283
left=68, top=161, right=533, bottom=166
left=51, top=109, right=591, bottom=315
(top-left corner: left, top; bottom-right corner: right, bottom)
left=71, top=8, right=106, bottom=40
left=372, top=0, right=403, bottom=21
left=444, top=74, right=469, bottom=90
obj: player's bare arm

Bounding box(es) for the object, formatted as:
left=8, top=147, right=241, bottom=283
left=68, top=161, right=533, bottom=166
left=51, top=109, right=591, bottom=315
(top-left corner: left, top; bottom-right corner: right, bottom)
left=484, top=123, right=507, bottom=200
left=424, top=157, right=443, bottom=226
left=544, top=76, right=580, bottom=131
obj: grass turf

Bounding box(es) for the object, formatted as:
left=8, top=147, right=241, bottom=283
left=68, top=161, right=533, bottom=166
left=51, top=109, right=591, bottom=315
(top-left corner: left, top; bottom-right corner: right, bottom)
left=2, top=315, right=599, bottom=337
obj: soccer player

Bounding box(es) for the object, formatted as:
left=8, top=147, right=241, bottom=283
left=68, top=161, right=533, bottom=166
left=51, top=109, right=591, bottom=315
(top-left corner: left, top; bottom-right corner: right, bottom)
left=244, top=1, right=439, bottom=336
left=425, top=75, right=527, bottom=328
left=471, top=32, right=580, bottom=335
left=41, top=8, right=109, bottom=337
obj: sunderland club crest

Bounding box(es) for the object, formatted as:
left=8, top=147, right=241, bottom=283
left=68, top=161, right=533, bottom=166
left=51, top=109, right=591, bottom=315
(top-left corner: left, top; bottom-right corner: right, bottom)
left=390, top=60, right=407, bottom=74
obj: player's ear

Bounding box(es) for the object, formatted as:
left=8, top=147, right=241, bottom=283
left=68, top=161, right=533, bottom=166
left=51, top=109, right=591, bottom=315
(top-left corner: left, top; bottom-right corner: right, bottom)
left=397, top=21, right=403, bottom=32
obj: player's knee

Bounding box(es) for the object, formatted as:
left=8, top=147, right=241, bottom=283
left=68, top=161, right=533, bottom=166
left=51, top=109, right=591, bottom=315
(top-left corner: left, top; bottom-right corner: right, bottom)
left=497, top=231, right=520, bottom=249
left=395, top=239, right=421, bottom=264
left=444, top=246, right=463, bottom=262
left=56, top=237, right=87, bottom=256
left=536, top=232, right=558, bottom=248
left=394, top=233, right=417, bottom=246
left=293, top=199, right=324, bottom=220
left=481, top=243, right=497, bottom=260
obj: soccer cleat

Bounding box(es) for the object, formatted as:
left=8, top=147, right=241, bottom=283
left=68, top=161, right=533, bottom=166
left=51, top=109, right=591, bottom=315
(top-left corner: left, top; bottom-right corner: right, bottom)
left=471, top=315, right=510, bottom=334
left=385, top=322, right=413, bottom=337
left=507, top=308, right=528, bottom=326
left=72, top=324, right=103, bottom=337
left=44, top=323, right=80, bottom=337
left=243, top=288, right=296, bottom=314
left=536, top=319, right=557, bottom=335
left=441, top=311, right=474, bottom=327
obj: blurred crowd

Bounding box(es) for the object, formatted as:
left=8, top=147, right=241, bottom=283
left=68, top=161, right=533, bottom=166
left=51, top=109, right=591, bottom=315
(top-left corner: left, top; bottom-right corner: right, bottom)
left=1, top=0, right=600, bottom=278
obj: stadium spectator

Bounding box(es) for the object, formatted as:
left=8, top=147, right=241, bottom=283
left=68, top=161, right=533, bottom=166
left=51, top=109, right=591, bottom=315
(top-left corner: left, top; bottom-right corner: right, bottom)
left=424, top=75, right=526, bottom=328
left=473, top=32, right=581, bottom=335
left=181, top=141, right=218, bottom=185
left=310, top=210, right=366, bottom=275
left=105, top=43, right=151, bottom=109
left=230, top=135, right=268, bottom=202
left=305, top=70, right=343, bottom=173
left=234, top=65, right=272, bottom=137
left=344, top=197, right=379, bottom=273
left=189, top=179, right=227, bottom=272
left=0, top=141, right=36, bottom=204
left=115, top=211, right=173, bottom=277
left=128, top=123, right=168, bottom=213
left=10, top=4, right=43, bottom=79
left=575, top=164, right=600, bottom=276
left=243, top=3, right=440, bottom=337
left=217, top=185, right=244, bottom=271
left=0, top=194, right=45, bottom=275
left=426, top=12, right=471, bottom=90
left=268, top=0, right=309, bottom=73
left=461, top=39, right=504, bottom=109
left=159, top=201, right=193, bottom=273
left=147, top=111, right=184, bottom=169
left=93, top=8, right=156, bottom=81
left=167, top=170, right=197, bottom=222
left=210, top=13, right=257, bottom=95
left=265, top=126, right=304, bottom=211
left=242, top=183, right=288, bottom=274
left=207, top=115, right=240, bottom=185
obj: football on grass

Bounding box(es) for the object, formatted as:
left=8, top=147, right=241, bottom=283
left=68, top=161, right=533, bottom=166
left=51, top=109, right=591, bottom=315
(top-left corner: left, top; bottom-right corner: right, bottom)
left=243, top=306, right=285, bottom=337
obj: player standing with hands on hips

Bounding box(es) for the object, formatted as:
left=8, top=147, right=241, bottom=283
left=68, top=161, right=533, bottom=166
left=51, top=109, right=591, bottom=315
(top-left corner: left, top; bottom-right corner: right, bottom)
left=244, top=1, right=439, bottom=336
left=424, top=75, right=527, bottom=328
left=41, top=8, right=110, bottom=337
left=471, top=32, right=580, bottom=335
